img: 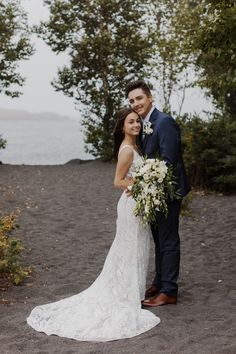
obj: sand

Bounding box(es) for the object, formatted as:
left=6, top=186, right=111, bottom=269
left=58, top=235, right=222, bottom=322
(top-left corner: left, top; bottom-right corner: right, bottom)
left=0, top=160, right=236, bottom=354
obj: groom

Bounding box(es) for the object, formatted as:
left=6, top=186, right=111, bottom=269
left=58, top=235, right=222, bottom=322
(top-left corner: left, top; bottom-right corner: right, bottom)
left=126, top=80, right=190, bottom=306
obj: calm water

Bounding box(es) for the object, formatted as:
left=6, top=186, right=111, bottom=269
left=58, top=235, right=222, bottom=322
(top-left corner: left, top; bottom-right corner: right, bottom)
left=0, top=118, right=93, bottom=165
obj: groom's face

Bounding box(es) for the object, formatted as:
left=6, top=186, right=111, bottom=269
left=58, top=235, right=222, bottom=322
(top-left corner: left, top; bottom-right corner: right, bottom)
left=128, top=88, right=153, bottom=118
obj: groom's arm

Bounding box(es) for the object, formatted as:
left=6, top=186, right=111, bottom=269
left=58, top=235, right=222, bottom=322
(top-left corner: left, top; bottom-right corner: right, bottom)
left=158, top=116, right=181, bottom=166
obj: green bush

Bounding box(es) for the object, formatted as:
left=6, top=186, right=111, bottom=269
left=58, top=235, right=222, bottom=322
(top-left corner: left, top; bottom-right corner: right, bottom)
left=177, top=113, right=236, bottom=193
left=0, top=213, right=29, bottom=285
left=0, top=135, right=7, bottom=150
left=180, top=192, right=193, bottom=217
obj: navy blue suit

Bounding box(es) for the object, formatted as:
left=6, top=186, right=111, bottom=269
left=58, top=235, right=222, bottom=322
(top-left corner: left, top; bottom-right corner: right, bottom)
left=140, top=108, right=190, bottom=296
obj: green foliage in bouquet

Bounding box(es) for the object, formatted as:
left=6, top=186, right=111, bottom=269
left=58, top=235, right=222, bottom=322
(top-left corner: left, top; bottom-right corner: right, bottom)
left=178, top=113, right=236, bottom=193
left=131, top=158, right=180, bottom=225
left=0, top=213, right=29, bottom=285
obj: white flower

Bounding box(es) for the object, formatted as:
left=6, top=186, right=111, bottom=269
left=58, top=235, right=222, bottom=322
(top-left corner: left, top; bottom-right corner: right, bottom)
left=143, top=122, right=153, bottom=135
left=154, top=199, right=161, bottom=206
left=144, top=204, right=150, bottom=214
left=131, top=156, right=179, bottom=225
left=146, top=158, right=155, bottom=163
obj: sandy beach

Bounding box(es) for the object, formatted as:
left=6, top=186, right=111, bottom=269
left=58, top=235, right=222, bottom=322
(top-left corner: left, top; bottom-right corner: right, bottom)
left=0, top=160, right=236, bottom=354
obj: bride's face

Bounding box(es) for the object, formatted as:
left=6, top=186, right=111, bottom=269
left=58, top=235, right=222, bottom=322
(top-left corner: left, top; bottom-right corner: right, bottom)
left=123, top=112, right=141, bottom=137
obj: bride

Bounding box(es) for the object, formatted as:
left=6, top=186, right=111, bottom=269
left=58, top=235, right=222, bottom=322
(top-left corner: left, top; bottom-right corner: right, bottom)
left=27, top=107, right=160, bottom=341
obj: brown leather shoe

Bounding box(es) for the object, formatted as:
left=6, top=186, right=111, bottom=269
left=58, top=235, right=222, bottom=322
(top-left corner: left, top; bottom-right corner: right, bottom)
left=142, top=293, right=177, bottom=307
left=145, top=285, right=160, bottom=298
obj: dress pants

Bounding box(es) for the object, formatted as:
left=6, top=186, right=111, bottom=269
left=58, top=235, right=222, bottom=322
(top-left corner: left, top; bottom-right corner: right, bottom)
left=151, top=200, right=181, bottom=297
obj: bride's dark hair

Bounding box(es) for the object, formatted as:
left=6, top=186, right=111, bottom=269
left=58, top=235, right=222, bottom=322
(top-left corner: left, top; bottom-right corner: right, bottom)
left=113, top=107, right=134, bottom=159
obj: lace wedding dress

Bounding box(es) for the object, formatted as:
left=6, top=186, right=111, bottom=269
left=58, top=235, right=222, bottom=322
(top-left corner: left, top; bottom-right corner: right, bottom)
left=27, top=145, right=160, bottom=341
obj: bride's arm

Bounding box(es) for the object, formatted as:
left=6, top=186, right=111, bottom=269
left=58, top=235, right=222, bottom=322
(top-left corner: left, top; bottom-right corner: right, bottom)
left=114, top=148, right=134, bottom=190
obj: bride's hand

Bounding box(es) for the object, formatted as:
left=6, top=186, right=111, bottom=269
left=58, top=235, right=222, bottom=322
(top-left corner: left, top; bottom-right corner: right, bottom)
left=125, top=178, right=133, bottom=196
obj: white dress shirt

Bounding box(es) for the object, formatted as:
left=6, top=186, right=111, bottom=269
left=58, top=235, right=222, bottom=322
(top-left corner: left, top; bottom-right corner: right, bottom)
left=143, top=105, right=155, bottom=124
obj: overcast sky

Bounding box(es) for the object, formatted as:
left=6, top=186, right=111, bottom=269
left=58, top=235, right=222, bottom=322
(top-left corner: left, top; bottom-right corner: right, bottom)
left=0, top=0, right=213, bottom=119
left=0, top=0, right=80, bottom=119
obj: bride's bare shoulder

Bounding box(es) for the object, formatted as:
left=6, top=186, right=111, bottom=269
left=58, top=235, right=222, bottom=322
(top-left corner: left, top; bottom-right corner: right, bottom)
left=118, top=144, right=134, bottom=156
left=117, top=145, right=134, bottom=166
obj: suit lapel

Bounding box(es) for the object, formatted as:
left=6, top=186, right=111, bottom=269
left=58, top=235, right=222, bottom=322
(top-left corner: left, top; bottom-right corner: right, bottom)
left=143, top=133, right=149, bottom=150
left=149, top=107, right=159, bottom=124
left=143, top=108, right=159, bottom=151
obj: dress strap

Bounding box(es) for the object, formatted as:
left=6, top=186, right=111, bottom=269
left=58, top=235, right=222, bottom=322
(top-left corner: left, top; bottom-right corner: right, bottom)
left=118, top=144, right=135, bottom=156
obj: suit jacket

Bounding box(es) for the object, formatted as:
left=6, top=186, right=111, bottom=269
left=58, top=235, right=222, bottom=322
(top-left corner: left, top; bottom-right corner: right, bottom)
left=139, top=108, right=190, bottom=198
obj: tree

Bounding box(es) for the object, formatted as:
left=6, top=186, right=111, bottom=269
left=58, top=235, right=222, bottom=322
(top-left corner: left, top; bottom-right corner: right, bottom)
left=149, top=0, right=203, bottom=115
left=0, top=135, right=6, bottom=150
left=0, top=0, right=34, bottom=98
left=38, top=0, right=155, bottom=159
left=193, top=0, right=236, bottom=118
left=178, top=112, right=236, bottom=192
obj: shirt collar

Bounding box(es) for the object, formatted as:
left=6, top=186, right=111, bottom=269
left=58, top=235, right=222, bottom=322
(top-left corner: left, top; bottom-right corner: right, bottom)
left=143, top=105, right=155, bottom=124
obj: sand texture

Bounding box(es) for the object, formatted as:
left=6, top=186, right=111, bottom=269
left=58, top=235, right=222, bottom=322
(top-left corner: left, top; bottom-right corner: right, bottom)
left=0, top=160, right=236, bottom=354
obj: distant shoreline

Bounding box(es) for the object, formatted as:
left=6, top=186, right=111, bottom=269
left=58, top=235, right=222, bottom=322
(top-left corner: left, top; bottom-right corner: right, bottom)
left=0, top=107, right=77, bottom=122
left=0, top=158, right=97, bottom=166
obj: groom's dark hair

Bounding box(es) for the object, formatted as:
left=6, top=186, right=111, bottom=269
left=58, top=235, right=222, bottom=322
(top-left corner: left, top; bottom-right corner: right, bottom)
left=126, top=79, right=152, bottom=97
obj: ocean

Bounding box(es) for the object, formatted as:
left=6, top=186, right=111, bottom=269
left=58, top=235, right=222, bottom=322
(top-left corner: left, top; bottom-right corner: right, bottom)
left=0, top=115, right=93, bottom=165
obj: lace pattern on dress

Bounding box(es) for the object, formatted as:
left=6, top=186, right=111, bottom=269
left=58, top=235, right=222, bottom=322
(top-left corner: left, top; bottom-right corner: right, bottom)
left=27, top=144, right=160, bottom=341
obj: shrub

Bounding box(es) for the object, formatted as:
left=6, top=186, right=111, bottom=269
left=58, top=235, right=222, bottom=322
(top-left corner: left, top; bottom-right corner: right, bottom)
left=0, top=213, right=29, bottom=285
left=177, top=113, right=236, bottom=193
left=180, top=192, right=193, bottom=217
left=0, top=135, right=7, bottom=150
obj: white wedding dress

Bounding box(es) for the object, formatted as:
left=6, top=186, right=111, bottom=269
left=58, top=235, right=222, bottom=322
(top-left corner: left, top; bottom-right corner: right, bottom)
left=27, top=145, right=160, bottom=341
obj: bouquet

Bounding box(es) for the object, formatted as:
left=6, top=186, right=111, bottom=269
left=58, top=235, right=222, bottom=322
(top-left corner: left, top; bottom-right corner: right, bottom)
left=130, top=158, right=179, bottom=225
